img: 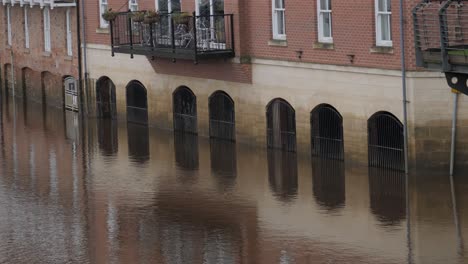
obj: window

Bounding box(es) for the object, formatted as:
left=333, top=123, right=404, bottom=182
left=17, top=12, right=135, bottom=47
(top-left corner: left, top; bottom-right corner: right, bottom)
left=129, top=0, right=138, bottom=11
left=66, top=9, right=72, bottom=56
left=99, top=0, right=109, bottom=28
left=43, top=8, right=51, bottom=52
left=375, top=0, right=392, bottom=47
left=272, top=0, right=286, bottom=40
left=24, top=8, right=30, bottom=49
left=317, top=0, right=332, bottom=43
left=6, top=5, right=11, bottom=46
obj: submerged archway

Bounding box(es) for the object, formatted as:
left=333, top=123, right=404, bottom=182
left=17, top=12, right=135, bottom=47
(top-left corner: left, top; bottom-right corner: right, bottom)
left=310, top=104, right=344, bottom=160
left=209, top=90, right=235, bottom=141
left=96, top=76, right=117, bottom=119
left=173, top=86, right=197, bottom=134
left=126, top=80, right=148, bottom=125
left=266, top=98, right=296, bottom=152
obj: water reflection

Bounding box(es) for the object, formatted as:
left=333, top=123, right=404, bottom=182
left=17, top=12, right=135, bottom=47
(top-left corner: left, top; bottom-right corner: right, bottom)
left=174, top=132, right=199, bottom=171
left=210, top=138, right=237, bottom=191
left=267, top=149, right=298, bottom=202
left=311, top=157, right=345, bottom=211
left=369, top=167, right=406, bottom=227
left=98, top=119, right=118, bottom=156
left=127, top=122, right=150, bottom=163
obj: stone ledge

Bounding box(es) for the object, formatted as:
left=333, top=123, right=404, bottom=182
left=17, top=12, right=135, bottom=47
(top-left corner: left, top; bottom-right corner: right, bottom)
left=42, top=52, right=51, bottom=57
left=370, top=46, right=394, bottom=54
left=268, top=39, right=288, bottom=47
left=313, top=42, right=334, bottom=50
left=64, top=56, right=73, bottom=61
left=96, top=27, right=110, bottom=34
left=24, top=49, right=30, bottom=54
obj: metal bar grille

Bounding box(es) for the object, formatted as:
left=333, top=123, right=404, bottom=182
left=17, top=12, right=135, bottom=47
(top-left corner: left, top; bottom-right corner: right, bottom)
left=311, top=157, right=345, bottom=211
left=174, top=132, right=199, bottom=171
left=96, top=77, right=117, bottom=119
left=310, top=104, right=344, bottom=160
left=126, top=81, right=148, bottom=125
left=173, top=86, right=197, bottom=134
left=267, top=149, right=298, bottom=202
left=209, top=91, right=235, bottom=141
left=266, top=99, right=297, bottom=152
left=210, top=138, right=237, bottom=191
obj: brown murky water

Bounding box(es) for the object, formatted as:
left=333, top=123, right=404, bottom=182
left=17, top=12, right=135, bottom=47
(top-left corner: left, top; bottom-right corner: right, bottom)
left=0, top=97, right=467, bottom=264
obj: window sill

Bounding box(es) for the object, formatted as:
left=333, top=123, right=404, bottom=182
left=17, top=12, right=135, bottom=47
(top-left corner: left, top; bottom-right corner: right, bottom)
left=24, top=48, right=30, bottom=54
left=96, top=27, right=110, bottom=34
left=5, top=45, right=11, bottom=50
left=370, top=46, right=394, bottom=54
left=42, top=52, right=52, bottom=57
left=313, top=42, right=334, bottom=50
left=64, top=56, right=73, bottom=61
left=268, top=39, right=288, bottom=47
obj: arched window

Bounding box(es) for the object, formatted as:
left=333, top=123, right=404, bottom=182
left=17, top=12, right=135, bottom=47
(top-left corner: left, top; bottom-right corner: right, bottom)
left=96, top=76, right=117, bottom=119
left=126, top=80, right=148, bottom=125
left=310, top=104, right=344, bottom=160
left=209, top=91, right=235, bottom=141
left=368, top=111, right=404, bottom=171
left=173, top=86, right=197, bottom=134
left=266, top=98, right=296, bottom=152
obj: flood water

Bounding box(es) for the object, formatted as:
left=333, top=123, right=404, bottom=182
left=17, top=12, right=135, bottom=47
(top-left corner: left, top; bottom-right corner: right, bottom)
left=0, top=97, right=467, bottom=264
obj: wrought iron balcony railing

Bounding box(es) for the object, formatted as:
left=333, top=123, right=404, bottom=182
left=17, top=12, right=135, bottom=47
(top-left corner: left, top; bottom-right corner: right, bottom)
left=1, top=0, right=76, bottom=8
left=110, top=12, right=235, bottom=63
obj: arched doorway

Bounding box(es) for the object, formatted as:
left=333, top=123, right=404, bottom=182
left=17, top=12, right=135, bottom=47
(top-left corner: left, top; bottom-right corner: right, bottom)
left=266, top=98, right=296, bottom=152
left=173, top=86, right=197, bottom=134
left=209, top=90, right=235, bottom=141
left=310, top=104, right=344, bottom=160
left=126, top=80, right=148, bottom=125
left=96, top=76, right=117, bottom=119
left=368, top=111, right=404, bottom=171
left=64, top=76, right=78, bottom=111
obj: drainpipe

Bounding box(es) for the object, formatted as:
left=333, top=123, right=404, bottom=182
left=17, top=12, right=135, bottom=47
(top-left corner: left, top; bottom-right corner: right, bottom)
left=76, top=0, right=84, bottom=114
left=399, top=0, right=409, bottom=174
left=79, top=0, right=89, bottom=114
left=10, top=49, right=15, bottom=98
left=450, top=91, right=459, bottom=176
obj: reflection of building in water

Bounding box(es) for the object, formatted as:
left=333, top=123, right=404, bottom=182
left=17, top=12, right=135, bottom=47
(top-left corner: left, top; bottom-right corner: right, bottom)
left=127, top=123, right=150, bottom=163
left=98, top=119, right=118, bottom=156
left=368, top=167, right=406, bottom=226
left=311, top=157, right=345, bottom=211
left=210, top=138, right=237, bottom=191
left=174, top=132, right=199, bottom=171
left=267, top=150, right=298, bottom=202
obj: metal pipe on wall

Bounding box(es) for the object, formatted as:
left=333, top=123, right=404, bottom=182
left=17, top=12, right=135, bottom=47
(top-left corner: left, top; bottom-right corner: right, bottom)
left=80, top=0, right=89, bottom=114
left=399, top=0, right=409, bottom=174
left=450, top=91, right=459, bottom=176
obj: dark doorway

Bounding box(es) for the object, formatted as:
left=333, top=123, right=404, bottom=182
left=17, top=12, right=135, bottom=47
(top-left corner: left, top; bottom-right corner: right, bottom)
left=266, top=98, right=296, bottom=152
left=311, top=157, right=345, bottom=211
left=96, top=76, right=117, bottom=119
left=209, top=91, right=235, bottom=141
left=311, top=104, right=344, bottom=160
left=127, top=122, right=150, bottom=163
left=267, top=149, right=298, bottom=202
left=368, top=111, right=404, bottom=171
left=126, top=80, right=148, bottom=125
left=173, top=86, right=197, bottom=134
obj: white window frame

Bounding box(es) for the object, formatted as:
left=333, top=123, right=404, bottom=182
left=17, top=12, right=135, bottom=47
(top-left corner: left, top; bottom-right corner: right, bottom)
left=129, top=0, right=138, bottom=12
left=66, top=9, right=72, bottom=56
left=25, top=8, right=30, bottom=49
left=44, top=7, right=51, bottom=52
left=317, top=0, right=333, bottom=43
left=99, top=0, right=109, bottom=28
left=272, top=0, right=286, bottom=40
left=6, top=5, right=12, bottom=46
left=375, top=0, right=392, bottom=47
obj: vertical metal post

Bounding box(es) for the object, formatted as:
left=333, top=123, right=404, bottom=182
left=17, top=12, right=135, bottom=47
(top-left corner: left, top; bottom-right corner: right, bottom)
left=230, top=14, right=235, bottom=52
left=439, top=1, right=452, bottom=72
left=450, top=91, right=459, bottom=176
left=193, top=12, right=198, bottom=63
left=149, top=22, right=154, bottom=51
left=128, top=14, right=134, bottom=59
left=399, top=0, right=409, bottom=174
left=110, top=20, right=115, bottom=57
left=171, top=14, right=176, bottom=53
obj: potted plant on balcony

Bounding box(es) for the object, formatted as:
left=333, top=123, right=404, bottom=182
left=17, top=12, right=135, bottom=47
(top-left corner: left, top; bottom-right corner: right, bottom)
left=144, top=10, right=160, bottom=24
left=102, top=9, right=118, bottom=22
left=172, top=12, right=191, bottom=26
left=131, top=11, right=145, bottom=23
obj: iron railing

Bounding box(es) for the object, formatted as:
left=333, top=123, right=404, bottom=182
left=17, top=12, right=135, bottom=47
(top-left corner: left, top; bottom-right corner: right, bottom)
left=110, top=12, right=235, bottom=62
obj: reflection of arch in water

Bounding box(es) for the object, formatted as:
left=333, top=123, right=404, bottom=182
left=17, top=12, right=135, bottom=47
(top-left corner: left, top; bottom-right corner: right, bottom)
left=96, top=76, right=117, bottom=119
left=126, top=80, right=148, bottom=125
left=266, top=98, right=296, bottom=152
left=310, top=104, right=344, bottom=160
left=174, top=132, right=199, bottom=171
left=368, top=167, right=406, bottom=226
left=268, top=149, right=298, bottom=202
left=173, top=86, right=197, bottom=134
left=368, top=111, right=404, bottom=171
left=209, top=91, right=235, bottom=141
left=98, top=119, right=118, bottom=156
left=127, top=122, right=150, bottom=163
left=210, top=138, right=237, bottom=191
left=311, top=157, right=345, bottom=211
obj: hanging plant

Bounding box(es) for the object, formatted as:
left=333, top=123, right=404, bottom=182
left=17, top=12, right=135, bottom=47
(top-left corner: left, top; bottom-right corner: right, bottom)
left=102, top=9, right=118, bottom=22
left=172, top=12, right=191, bottom=25
left=144, top=10, right=160, bottom=24
left=131, top=11, right=145, bottom=22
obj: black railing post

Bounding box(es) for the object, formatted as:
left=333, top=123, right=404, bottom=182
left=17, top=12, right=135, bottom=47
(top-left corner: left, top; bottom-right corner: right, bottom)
left=149, top=22, right=154, bottom=51
left=230, top=14, right=235, bottom=52
left=128, top=14, right=134, bottom=59
left=193, top=12, right=198, bottom=63
left=171, top=14, right=176, bottom=54
left=439, top=1, right=452, bottom=72
left=110, top=20, right=115, bottom=57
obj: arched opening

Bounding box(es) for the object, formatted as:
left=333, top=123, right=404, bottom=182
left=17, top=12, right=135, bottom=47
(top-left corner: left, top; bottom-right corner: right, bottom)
left=21, top=67, right=33, bottom=100
left=266, top=98, right=296, bottom=152
left=312, top=157, right=345, bottom=211
left=173, top=86, right=197, bottom=134
left=96, top=76, right=117, bottom=119
left=64, top=76, right=78, bottom=111
left=311, top=104, right=344, bottom=160
left=368, top=111, right=404, bottom=171
left=209, top=91, right=235, bottom=141
left=126, top=80, right=148, bottom=125
left=4, top=64, right=12, bottom=97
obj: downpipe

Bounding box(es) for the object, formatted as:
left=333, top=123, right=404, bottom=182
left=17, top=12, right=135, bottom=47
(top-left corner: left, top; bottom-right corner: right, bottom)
left=10, top=49, right=15, bottom=98
left=450, top=91, right=459, bottom=176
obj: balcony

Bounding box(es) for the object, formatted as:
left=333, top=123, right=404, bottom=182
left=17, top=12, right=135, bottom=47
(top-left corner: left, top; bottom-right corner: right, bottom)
left=1, top=0, right=76, bottom=8
left=110, top=12, right=235, bottom=63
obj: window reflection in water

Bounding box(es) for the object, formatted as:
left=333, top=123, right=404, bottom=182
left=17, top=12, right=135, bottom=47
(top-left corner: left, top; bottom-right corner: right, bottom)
left=210, top=138, right=237, bottom=192
left=268, top=149, right=298, bottom=202
left=311, top=157, right=345, bottom=211
left=174, top=132, right=199, bottom=171
left=127, top=123, right=150, bottom=163
left=98, top=119, right=118, bottom=156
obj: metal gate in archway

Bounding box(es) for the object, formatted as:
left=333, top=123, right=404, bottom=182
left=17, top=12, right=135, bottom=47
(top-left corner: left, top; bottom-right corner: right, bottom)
left=311, top=104, right=344, bottom=160
left=209, top=91, right=235, bottom=141
left=96, top=77, right=117, bottom=119
left=173, top=86, right=197, bottom=134
left=64, top=76, right=78, bottom=112
left=368, top=112, right=404, bottom=171
left=267, top=99, right=296, bottom=152
left=126, top=81, right=148, bottom=125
